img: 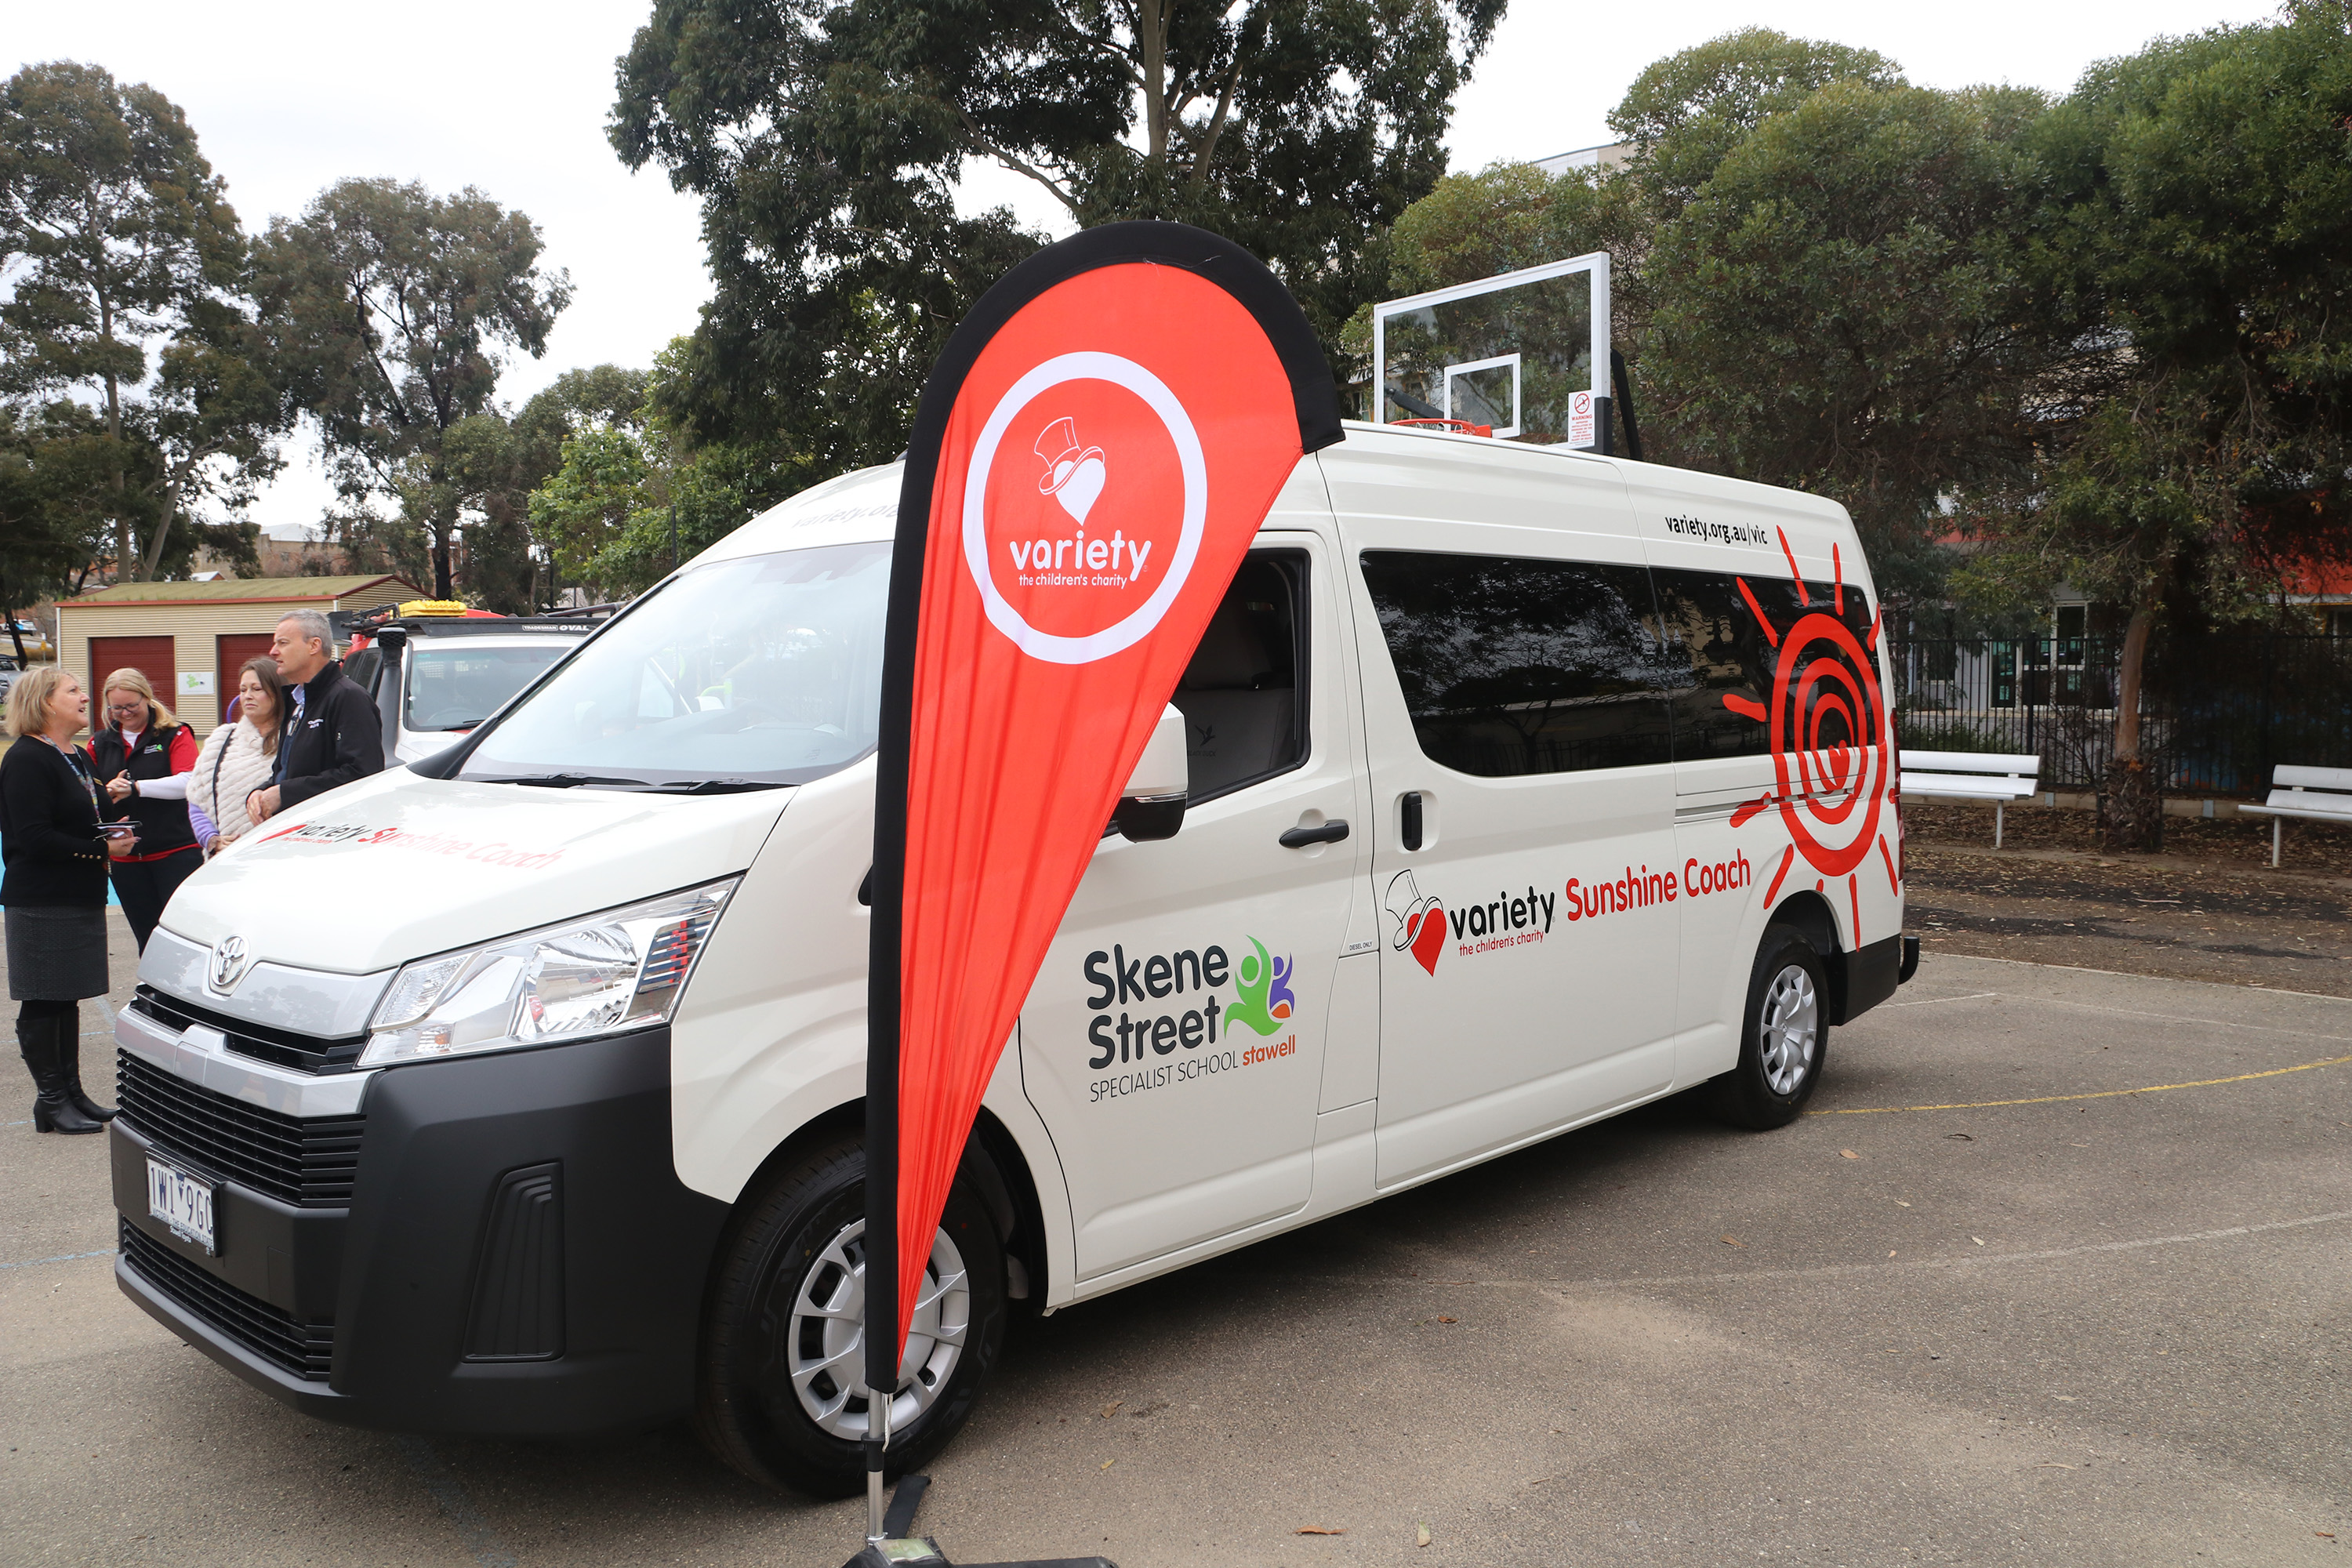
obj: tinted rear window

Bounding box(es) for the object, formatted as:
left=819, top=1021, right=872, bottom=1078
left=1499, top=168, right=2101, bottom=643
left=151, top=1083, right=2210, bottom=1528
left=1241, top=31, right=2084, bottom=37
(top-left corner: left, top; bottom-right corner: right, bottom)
left=1359, top=551, right=1675, bottom=777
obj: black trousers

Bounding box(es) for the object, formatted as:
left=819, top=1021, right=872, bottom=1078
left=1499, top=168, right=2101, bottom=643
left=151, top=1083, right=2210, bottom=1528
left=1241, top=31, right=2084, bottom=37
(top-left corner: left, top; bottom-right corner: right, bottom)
left=108, top=847, right=201, bottom=953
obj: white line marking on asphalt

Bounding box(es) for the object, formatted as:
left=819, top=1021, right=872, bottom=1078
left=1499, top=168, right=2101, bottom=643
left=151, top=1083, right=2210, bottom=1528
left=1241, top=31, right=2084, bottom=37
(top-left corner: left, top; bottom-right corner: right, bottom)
left=397, top=1436, right=517, bottom=1568
left=1993, top=992, right=2352, bottom=1043
left=1943, top=952, right=2352, bottom=1007
left=1878, top=991, right=1998, bottom=1008
left=1564, top=1210, right=2352, bottom=1291
left=0, top=1247, right=118, bottom=1272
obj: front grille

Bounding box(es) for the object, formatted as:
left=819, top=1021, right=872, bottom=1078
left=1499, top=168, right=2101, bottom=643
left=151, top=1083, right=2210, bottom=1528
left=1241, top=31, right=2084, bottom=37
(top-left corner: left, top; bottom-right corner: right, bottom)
left=120, top=1221, right=334, bottom=1381
left=116, top=1051, right=364, bottom=1207
left=132, top=988, right=367, bottom=1074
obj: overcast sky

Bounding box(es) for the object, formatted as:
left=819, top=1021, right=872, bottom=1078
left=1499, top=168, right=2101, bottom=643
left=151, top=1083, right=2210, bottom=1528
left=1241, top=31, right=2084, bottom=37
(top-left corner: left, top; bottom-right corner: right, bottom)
left=10, top=0, right=2285, bottom=539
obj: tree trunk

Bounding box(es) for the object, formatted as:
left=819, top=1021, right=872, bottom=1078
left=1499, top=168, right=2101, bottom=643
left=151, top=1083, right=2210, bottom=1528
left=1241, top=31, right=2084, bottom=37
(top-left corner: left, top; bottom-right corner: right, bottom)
left=1140, top=0, right=1169, bottom=162
left=2102, top=603, right=2161, bottom=851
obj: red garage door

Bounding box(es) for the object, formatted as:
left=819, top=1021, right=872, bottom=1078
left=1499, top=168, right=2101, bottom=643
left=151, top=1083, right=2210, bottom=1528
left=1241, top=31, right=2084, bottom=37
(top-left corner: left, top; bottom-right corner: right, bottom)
left=216, top=633, right=275, bottom=725
left=90, top=636, right=176, bottom=719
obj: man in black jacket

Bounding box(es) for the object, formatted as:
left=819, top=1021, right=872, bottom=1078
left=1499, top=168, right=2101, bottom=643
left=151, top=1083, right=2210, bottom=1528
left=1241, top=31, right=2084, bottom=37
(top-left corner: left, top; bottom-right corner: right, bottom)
left=247, top=608, right=384, bottom=824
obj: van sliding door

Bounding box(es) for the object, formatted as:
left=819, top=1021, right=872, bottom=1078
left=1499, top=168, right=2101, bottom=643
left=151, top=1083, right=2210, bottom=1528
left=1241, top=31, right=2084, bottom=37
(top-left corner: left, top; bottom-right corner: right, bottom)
left=1327, top=440, right=1680, bottom=1191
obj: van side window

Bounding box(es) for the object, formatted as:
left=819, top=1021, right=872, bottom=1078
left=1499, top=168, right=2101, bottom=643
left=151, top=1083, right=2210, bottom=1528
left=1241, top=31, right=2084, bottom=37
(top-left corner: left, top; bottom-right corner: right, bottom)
left=1359, top=550, right=1674, bottom=777
left=1652, top=568, right=1878, bottom=760
left=1172, top=551, right=1308, bottom=802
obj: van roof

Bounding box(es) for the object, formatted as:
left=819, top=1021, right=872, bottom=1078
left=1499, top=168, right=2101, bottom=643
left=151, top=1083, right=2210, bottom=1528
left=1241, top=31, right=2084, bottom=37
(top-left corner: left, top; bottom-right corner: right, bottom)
left=698, top=420, right=1854, bottom=567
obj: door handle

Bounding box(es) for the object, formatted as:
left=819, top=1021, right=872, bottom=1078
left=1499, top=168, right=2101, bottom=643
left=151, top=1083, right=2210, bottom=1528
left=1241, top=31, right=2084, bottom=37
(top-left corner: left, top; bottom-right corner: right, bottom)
left=1279, top=819, right=1349, bottom=848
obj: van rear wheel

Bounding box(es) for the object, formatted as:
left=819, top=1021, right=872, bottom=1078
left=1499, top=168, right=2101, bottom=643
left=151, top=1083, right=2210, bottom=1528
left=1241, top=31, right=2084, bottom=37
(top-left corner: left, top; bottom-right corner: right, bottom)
left=695, top=1134, right=1007, bottom=1497
left=1710, top=924, right=1828, bottom=1130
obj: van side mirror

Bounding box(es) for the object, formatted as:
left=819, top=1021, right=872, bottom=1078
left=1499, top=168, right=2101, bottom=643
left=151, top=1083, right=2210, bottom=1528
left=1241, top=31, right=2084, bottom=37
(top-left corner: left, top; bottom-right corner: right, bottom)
left=1115, top=704, right=1189, bottom=843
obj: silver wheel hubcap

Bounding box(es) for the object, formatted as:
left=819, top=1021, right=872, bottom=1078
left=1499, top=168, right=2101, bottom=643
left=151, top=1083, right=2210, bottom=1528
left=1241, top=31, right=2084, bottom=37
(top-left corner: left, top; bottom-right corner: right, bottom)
left=786, top=1218, right=971, bottom=1441
left=1757, top=964, right=1819, bottom=1097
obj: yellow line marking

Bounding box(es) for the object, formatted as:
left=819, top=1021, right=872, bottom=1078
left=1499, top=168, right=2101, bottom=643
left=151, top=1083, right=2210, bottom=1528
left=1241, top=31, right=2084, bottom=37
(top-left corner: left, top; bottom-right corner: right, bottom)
left=1809, top=1053, right=2352, bottom=1115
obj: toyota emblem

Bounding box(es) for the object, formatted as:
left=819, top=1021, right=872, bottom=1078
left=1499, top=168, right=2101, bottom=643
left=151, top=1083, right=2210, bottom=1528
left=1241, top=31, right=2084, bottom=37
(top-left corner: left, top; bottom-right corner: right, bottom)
left=208, top=935, right=252, bottom=994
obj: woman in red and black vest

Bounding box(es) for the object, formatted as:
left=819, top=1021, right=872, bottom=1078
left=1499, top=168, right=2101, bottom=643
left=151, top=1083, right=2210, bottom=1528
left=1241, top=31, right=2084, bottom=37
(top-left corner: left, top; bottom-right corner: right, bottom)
left=89, top=667, right=201, bottom=953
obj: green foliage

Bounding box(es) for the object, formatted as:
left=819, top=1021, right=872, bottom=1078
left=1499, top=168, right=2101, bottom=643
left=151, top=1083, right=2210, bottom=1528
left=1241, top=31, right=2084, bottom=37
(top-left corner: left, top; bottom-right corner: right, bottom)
left=253, top=177, right=572, bottom=598
left=1608, top=27, right=1902, bottom=214
left=1649, top=80, right=2053, bottom=597
left=527, top=350, right=810, bottom=601
left=610, top=0, right=1504, bottom=481
left=0, top=61, right=283, bottom=582
left=1960, top=2, right=2352, bottom=630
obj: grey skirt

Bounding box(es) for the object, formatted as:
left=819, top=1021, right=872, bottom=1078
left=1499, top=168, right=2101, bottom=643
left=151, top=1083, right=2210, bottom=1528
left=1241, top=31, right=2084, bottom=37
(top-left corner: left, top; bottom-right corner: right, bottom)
left=4, top=905, right=111, bottom=1002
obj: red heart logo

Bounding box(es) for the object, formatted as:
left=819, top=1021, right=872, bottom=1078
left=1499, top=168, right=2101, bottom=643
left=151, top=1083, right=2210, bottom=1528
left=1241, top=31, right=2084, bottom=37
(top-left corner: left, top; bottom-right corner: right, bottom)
left=1407, top=902, right=1446, bottom=975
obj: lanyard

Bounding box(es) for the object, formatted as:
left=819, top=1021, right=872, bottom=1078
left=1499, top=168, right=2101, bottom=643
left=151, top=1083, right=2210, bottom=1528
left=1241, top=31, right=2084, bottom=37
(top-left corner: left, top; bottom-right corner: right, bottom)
left=43, top=735, right=98, bottom=815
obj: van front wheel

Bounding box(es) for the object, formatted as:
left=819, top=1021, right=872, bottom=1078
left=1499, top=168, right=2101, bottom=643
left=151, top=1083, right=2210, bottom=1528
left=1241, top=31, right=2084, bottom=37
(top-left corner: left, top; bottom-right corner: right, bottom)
left=1710, top=924, right=1828, bottom=1130
left=695, top=1134, right=1007, bottom=1497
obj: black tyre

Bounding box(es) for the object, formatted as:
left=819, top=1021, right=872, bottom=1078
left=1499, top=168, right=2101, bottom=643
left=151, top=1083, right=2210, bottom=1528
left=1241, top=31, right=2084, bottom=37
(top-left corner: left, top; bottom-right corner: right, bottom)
left=1709, top=924, right=1828, bottom=1130
left=695, top=1134, right=1007, bottom=1497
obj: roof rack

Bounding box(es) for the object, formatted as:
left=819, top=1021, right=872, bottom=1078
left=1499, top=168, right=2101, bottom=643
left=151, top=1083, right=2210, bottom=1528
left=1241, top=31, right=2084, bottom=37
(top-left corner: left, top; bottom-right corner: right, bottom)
left=332, top=604, right=616, bottom=643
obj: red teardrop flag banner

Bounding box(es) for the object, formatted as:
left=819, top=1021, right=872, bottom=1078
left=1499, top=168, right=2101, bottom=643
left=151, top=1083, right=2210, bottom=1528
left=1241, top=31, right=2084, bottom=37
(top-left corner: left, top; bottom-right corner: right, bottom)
left=866, top=223, right=1342, bottom=1403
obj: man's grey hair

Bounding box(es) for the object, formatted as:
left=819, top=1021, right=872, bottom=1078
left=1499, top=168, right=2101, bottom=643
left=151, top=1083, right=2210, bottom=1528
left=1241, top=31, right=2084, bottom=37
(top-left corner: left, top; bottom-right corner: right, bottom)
left=277, top=608, right=333, bottom=658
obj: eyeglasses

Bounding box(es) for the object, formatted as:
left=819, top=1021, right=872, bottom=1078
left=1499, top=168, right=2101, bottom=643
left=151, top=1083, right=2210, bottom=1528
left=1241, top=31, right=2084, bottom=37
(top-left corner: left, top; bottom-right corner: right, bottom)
left=106, top=702, right=146, bottom=716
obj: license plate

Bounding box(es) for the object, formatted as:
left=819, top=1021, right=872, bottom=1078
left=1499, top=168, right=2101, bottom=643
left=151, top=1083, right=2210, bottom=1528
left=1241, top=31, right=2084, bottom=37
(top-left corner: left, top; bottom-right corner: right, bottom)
left=147, top=1156, right=218, bottom=1255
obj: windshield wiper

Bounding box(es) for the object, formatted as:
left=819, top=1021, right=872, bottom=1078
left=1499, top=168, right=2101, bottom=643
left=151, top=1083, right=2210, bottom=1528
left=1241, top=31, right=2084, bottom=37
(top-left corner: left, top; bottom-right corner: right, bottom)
left=494, top=773, right=646, bottom=788
left=642, top=777, right=789, bottom=794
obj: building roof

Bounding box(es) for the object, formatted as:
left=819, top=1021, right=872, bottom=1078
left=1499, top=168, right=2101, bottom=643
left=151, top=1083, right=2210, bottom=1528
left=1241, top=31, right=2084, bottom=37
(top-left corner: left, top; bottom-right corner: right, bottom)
left=63, top=575, right=420, bottom=608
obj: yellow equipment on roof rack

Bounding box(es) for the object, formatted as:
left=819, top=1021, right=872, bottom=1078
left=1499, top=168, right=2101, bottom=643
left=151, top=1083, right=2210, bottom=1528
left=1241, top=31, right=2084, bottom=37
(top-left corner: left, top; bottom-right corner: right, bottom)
left=397, top=599, right=470, bottom=617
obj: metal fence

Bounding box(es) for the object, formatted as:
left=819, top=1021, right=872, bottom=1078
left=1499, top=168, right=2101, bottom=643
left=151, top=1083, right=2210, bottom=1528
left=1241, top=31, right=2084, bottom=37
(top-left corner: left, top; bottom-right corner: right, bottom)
left=1888, top=633, right=2352, bottom=795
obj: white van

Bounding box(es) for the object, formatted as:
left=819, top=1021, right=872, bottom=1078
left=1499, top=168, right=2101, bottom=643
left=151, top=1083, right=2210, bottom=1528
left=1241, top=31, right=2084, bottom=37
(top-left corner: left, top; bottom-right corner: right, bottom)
left=110, top=424, right=1914, bottom=1496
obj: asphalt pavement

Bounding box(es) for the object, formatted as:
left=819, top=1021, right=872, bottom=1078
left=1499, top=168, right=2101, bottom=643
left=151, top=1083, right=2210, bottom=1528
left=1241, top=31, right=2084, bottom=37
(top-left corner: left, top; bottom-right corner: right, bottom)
left=3, top=915, right=2347, bottom=1567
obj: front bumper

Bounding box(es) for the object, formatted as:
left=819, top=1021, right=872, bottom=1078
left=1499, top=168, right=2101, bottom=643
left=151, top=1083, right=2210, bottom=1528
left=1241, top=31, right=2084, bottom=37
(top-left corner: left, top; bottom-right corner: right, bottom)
left=112, top=1021, right=729, bottom=1436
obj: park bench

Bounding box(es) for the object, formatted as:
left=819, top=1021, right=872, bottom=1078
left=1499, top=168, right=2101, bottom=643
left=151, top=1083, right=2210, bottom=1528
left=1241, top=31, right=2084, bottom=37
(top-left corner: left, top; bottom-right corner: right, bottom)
left=2237, top=765, right=2352, bottom=868
left=1898, top=749, right=2042, bottom=848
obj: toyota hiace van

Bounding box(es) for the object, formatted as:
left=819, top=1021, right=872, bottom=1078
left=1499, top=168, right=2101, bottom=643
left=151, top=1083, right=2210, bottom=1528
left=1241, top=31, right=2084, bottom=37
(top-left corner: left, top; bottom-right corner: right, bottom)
left=111, top=423, right=1913, bottom=1495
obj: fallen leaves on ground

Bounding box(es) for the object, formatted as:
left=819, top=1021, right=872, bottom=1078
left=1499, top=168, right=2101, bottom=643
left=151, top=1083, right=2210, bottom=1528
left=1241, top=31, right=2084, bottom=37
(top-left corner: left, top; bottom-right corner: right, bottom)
left=1841, top=1149, right=1860, bottom=1159
left=1417, top=1523, right=1432, bottom=1548
left=1099, top=1401, right=1121, bottom=1418
left=1720, top=1235, right=1745, bottom=1247
left=1294, top=1526, right=1346, bottom=1535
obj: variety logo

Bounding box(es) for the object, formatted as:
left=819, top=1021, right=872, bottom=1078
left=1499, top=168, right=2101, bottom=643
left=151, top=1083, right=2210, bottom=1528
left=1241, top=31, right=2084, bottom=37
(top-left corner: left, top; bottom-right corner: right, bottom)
left=1385, top=870, right=1447, bottom=975
left=962, top=353, right=1206, bottom=665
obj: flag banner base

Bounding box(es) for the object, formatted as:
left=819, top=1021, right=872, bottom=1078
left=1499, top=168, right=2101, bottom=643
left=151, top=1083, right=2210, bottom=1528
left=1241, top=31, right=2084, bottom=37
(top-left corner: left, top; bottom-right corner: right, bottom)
left=840, top=1474, right=1117, bottom=1568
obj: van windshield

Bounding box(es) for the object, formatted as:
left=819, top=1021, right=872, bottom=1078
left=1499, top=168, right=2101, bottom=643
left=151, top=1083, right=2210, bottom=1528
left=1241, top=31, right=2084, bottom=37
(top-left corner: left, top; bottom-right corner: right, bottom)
left=405, top=643, right=575, bottom=732
left=459, top=542, right=890, bottom=790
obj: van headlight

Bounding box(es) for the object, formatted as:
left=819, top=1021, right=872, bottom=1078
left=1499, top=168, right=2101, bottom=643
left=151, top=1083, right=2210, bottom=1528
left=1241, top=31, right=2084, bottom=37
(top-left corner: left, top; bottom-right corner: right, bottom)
left=361, top=879, right=739, bottom=1066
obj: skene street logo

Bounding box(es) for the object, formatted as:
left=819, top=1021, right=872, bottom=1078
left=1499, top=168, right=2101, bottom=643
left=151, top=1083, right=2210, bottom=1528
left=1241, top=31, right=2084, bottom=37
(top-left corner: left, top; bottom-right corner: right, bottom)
left=1081, top=935, right=1299, bottom=1103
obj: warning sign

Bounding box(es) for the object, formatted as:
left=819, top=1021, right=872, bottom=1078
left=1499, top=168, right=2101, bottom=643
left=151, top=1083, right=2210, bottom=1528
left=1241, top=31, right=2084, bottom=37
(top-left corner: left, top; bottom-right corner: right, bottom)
left=1568, top=390, right=1595, bottom=448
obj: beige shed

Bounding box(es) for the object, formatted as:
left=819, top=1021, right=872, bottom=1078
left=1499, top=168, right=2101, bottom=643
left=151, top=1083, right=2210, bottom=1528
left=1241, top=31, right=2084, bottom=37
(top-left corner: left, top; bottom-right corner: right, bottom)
left=58, top=575, right=421, bottom=736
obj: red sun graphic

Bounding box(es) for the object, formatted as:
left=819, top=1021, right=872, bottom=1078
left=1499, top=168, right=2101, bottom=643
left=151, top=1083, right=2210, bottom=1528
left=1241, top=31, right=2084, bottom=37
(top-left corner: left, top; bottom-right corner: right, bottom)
left=1722, top=530, right=1900, bottom=943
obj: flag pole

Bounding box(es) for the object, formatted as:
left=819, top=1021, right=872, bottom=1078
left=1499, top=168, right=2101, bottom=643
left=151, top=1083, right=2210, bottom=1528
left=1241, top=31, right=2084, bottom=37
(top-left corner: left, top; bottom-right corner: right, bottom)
left=864, top=393, right=930, bottom=1552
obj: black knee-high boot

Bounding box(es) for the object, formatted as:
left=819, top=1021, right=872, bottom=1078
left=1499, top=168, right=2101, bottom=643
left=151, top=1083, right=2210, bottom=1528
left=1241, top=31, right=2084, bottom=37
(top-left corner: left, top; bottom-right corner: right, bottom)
left=18, top=1014, right=103, bottom=1135
left=57, top=1007, right=115, bottom=1123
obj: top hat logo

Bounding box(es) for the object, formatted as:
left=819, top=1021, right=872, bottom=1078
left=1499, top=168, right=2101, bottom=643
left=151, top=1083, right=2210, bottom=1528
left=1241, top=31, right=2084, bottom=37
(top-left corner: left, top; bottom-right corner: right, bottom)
left=1035, top=416, right=1108, bottom=525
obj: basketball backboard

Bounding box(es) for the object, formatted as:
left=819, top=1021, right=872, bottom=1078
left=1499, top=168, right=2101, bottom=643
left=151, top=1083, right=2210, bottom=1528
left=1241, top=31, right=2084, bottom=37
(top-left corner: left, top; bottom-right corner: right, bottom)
left=1371, top=252, right=1613, bottom=451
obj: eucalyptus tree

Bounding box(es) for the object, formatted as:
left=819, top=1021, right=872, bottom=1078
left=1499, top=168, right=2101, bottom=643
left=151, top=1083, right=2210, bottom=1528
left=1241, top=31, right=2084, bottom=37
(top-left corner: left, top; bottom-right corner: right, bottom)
left=254, top=177, right=572, bottom=598
left=610, top=0, right=1504, bottom=476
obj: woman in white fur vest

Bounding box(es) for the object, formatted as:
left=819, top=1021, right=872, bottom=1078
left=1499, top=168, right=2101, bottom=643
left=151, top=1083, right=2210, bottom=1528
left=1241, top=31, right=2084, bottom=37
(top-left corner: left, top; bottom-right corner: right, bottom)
left=190, top=657, right=286, bottom=856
